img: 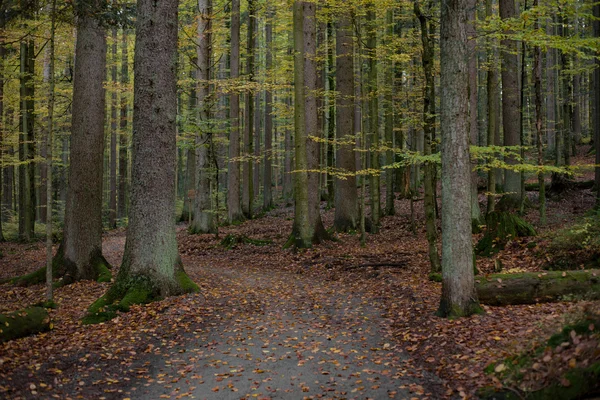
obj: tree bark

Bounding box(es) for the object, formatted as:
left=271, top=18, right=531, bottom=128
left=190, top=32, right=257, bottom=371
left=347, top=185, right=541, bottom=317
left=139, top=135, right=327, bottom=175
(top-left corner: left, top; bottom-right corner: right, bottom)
left=191, top=0, right=217, bottom=234
left=499, top=0, right=522, bottom=207
left=595, top=3, right=600, bottom=207
left=486, top=0, right=500, bottom=215
left=263, top=7, right=274, bottom=211
left=118, top=29, right=129, bottom=221
left=111, top=0, right=197, bottom=299
left=384, top=11, right=395, bottom=217
left=333, top=10, right=358, bottom=232
left=228, top=0, right=243, bottom=223
left=58, top=0, right=110, bottom=282
left=437, top=0, right=481, bottom=317
left=366, top=3, right=380, bottom=233
left=242, top=0, right=256, bottom=219
left=476, top=270, right=600, bottom=306
left=109, top=27, right=118, bottom=229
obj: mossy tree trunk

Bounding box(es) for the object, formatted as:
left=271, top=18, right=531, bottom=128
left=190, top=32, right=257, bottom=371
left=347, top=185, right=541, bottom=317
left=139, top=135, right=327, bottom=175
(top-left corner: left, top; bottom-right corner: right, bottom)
left=476, top=270, right=600, bottom=306
left=90, top=0, right=198, bottom=323
left=0, top=307, right=50, bottom=343
left=437, top=0, right=481, bottom=318
left=58, top=0, right=111, bottom=283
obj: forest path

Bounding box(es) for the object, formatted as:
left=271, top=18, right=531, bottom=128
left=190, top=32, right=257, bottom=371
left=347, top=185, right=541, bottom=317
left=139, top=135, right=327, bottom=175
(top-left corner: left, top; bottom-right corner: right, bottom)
left=124, top=249, right=445, bottom=400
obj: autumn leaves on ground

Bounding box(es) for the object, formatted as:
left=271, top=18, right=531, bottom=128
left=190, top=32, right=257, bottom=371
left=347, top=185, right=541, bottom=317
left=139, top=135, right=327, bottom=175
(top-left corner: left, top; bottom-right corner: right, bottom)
left=0, top=176, right=598, bottom=400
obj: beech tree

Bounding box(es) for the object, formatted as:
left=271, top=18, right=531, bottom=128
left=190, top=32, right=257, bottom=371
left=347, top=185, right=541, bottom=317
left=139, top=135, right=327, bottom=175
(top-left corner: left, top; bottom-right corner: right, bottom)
left=437, top=0, right=481, bottom=318
left=85, top=0, right=197, bottom=322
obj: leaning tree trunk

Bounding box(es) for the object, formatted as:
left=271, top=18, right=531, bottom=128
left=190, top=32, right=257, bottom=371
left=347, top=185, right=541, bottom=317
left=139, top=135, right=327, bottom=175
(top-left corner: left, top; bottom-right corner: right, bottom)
left=87, top=0, right=198, bottom=324
left=227, top=0, right=244, bottom=223
left=58, top=0, right=111, bottom=283
left=437, top=0, right=482, bottom=317
left=333, top=10, right=358, bottom=232
left=190, top=0, right=217, bottom=234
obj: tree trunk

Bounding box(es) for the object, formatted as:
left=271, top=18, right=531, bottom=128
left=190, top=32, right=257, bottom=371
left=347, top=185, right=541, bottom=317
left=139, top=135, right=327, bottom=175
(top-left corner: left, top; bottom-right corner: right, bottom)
left=109, top=27, right=118, bottom=229
left=499, top=0, right=522, bottom=207
left=190, top=0, right=217, bottom=235
left=486, top=0, right=499, bottom=215
left=263, top=7, right=273, bottom=211
left=366, top=3, right=380, bottom=233
left=415, top=1, right=441, bottom=273
left=228, top=0, right=243, bottom=223
left=242, top=0, right=255, bottom=219
left=476, top=270, right=600, bottom=306
left=595, top=3, right=600, bottom=207
left=384, top=11, right=395, bottom=217
left=333, top=10, right=358, bottom=232
left=118, top=29, right=129, bottom=221
left=0, top=5, right=5, bottom=240
left=58, top=0, right=110, bottom=282
left=546, top=17, right=557, bottom=154
left=45, top=0, right=56, bottom=301
left=106, top=0, right=197, bottom=308
left=437, top=0, right=481, bottom=317
left=181, top=67, right=197, bottom=223
left=533, top=0, right=546, bottom=225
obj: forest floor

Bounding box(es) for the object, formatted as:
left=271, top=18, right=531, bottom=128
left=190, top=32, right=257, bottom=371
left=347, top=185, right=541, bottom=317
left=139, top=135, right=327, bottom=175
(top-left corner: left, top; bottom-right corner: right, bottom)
left=1, top=151, right=600, bottom=399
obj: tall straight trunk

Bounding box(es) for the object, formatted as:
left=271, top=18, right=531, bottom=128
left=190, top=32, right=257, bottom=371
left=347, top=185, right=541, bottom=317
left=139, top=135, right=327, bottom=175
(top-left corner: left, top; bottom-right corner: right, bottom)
left=326, top=22, right=335, bottom=208
left=263, top=8, right=274, bottom=210
left=181, top=67, right=197, bottom=223
left=283, top=95, right=293, bottom=202
left=242, top=0, right=256, bottom=219
left=415, top=1, right=441, bottom=273
left=486, top=0, right=499, bottom=215
left=467, top=4, right=482, bottom=226
left=118, top=29, right=129, bottom=221
left=366, top=3, right=380, bottom=233
left=0, top=5, right=5, bottom=239
left=559, top=18, right=571, bottom=168
left=303, top=1, right=328, bottom=243
left=39, top=37, right=51, bottom=225
left=191, top=0, right=217, bottom=234
left=533, top=0, right=546, bottom=224
left=109, top=0, right=197, bottom=301
left=546, top=18, right=557, bottom=154
left=19, top=36, right=35, bottom=241
left=499, top=0, right=522, bottom=207
left=290, top=1, right=311, bottom=247
left=228, top=0, right=243, bottom=223
left=384, top=11, right=395, bottom=216
left=58, top=0, right=110, bottom=282
left=437, top=0, right=481, bottom=318
left=109, top=27, right=118, bottom=229
left=46, top=0, right=56, bottom=300
left=594, top=2, right=600, bottom=206
left=333, top=10, right=358, bottom=232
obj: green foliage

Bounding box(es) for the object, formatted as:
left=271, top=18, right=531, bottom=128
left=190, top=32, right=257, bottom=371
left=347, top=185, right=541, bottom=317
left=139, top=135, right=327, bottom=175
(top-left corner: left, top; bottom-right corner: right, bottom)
left=546, top=212, right=600, bottom=270
left=220, top=234, right=272, bottom=250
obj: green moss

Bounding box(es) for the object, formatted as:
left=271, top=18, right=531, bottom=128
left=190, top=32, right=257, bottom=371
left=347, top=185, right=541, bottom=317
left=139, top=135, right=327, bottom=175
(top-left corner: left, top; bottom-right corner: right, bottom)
left=96, top=262, right=112, bottom=283
left=0, top=307, right=50, bottom=342
left=428, top=273, right=442, bottom=282
left=176, top=271, right=199, bottom=293
left=10, top=267, right=47, bottom=286
left=220, top=234, right=271, bottom=250
left=547, top=317, right=599, bottom=348
left=476, top=212, right=537, bottom=257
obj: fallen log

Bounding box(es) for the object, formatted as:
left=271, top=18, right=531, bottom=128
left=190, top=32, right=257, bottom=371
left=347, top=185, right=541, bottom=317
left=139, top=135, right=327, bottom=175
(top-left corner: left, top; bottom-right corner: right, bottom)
left=476, top=270, right=600, bottom=306
left=0, top=307, right=50, bottom=342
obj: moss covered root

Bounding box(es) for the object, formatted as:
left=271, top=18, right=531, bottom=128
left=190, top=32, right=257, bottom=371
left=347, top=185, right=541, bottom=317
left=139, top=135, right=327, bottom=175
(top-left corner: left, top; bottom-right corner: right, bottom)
left=220, top=234, right=272, bottom=250
left=476, top=211, right=536, bottom=257
left=0, top=307, right=50, bottom=342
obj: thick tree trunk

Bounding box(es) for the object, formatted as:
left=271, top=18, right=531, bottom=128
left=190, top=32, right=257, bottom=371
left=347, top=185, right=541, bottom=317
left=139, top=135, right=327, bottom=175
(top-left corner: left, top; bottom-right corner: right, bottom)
left=476, top=270, right=600, bottom=306
left=437, top=0, right=481, bottom=317
left=191, top=0, right=217, bottom=235
left=118, top=30, right=129, bottom=221
left=499, top=0, right=522, bottom=207
left=228, top=0, right=243, bottom=223
left=104, top=0, right=197, bottom=311
left=333, top=10, right=358, bottom=232
left=59, top=0, right=110, bottom=282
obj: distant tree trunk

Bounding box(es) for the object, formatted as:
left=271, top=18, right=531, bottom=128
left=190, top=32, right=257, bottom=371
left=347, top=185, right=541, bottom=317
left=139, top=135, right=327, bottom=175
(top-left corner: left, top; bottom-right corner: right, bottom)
left=18, top=31, right=35, bottom=241
left=263, top=7, right=274, bottom=211
left=499, top=0, right=522, bottom=207
left=533, top=0, right=545, bottom=224
left=546, top=17, right=557, bottom=154
left=181, top=65, right=197, bottom=223
left=333, top=10, right=358, bottom=232
left=486, top=0, right=499, bottom=215
left=384, top=11, right=395, bottom=217
left=366, top=3, right=380, bottom=233
left=283, top=94, right=293, bottom=203
left=437, top=0, right=481, bottom=318
left=118, top=29, right=129, bottom=221
left=595, top=3, right=600, bottom=206
left=228, top=0, right=243, bottom=223
left=190, top=0, right=217, bottom=234
left=415, top=1, right=441, bottom=273
left=326, top=22, right=335, bottom=209
left=46, top=0, right=56, bottom=300
left=109, top=27, right=118, bottom=229
left=242, top=0, right=256, bottom=219
left=0, top=5, right=5, bottom=240
left=303, top=1, right=328, bottom=243
left=58, top=0, right=111, bottom=282
left=110, top=0, right=197, bottom=300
